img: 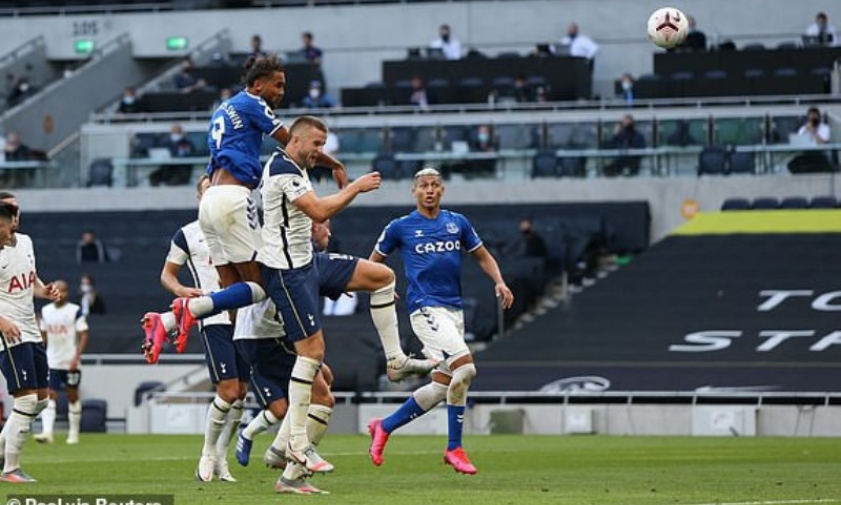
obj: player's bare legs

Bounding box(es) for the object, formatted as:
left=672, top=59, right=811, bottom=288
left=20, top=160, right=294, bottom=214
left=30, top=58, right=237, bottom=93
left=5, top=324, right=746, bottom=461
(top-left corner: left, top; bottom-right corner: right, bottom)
left=345, top=260, right=438, bottom=381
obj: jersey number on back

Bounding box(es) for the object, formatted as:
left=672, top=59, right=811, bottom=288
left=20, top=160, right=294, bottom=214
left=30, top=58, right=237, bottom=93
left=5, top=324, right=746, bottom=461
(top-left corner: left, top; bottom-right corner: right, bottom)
left=211, top=117, right=226, bottom=149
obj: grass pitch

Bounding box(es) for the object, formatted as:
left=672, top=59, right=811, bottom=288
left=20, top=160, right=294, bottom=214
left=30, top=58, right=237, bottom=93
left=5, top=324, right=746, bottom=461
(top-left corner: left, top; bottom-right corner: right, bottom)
left=8, top=434, right=841, bottom=505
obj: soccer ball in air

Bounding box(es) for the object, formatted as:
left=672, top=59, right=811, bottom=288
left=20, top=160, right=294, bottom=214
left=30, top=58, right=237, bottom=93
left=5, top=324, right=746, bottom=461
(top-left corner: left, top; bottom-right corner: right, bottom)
left=647, top=7, right=689, bottom=49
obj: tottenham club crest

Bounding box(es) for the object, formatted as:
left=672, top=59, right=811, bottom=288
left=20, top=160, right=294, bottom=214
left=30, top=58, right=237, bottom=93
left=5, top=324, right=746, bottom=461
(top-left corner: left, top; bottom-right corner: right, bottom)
left=446, top=222, right=459, bottom=234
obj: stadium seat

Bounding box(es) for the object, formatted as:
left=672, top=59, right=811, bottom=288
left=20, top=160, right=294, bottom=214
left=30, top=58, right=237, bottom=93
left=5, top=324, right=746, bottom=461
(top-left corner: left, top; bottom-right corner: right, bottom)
left=703, top=70, right=727, bottom=80
left=809, top=196, right=838, bottom=208
left=752, top=197, right=780, bottom=210
left=698, top=146, right=728, bottom=175
left=80, top=399, right=107, bottom=433
left=773, top=68, right=797, bottom=78
left=741, top=43, right=765, bottom=51
left=721, top=197, right=751, bottom=211
left=134, top=381, right=164, bottom=407
left=531, top=150, right=558, bottom=178
left=372, top=153, right=400, bottom=180
left=743, top=69, right=765, bottom=79
left=776, top=41, right=799, bottom=50
left=728, top=151, right=756, bottom=174
left=779, top=196, right=809, bottom=209
left=389, top=126, right=417, bottom=152
left=87, top=158, right=113, bottom=187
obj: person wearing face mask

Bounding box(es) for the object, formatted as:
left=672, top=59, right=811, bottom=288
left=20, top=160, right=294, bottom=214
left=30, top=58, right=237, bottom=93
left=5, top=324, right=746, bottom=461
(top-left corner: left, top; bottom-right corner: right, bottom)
left=557, top=22, right=599, bottom=62
left=78, top=274, right=106, bottom=316
left=602, top=114, right=646, bottom=177
left=517, top=216, right=547, bottom=260
left=789, top=107, right=835, bottom=174
left=301, top=81, right=336, bottom=109
left=117, top=87, right=143, bottom=115
left=797, top=107, right=831, bottom=145
left=805, top=12, right=838, bottom=47
left=150, top=124, right=196, bottom=186
left=76, top=231, right=106, bottom=264
left=617, top=73, right=635, bottom=105
left=467, top=124, right=498, bottom=178
left=430, top=24, right=462, bottom=60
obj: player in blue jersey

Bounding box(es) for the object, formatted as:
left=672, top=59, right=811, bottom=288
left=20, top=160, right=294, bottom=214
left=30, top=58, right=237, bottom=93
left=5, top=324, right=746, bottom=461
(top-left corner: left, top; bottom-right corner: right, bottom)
left=366, top=167, right=513, bottom=475
left=141, top=55, right=347, bottom=363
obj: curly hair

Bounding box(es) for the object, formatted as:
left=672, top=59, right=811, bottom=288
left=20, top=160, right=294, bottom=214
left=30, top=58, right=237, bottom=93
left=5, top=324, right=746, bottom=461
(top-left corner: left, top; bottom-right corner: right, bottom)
left=242, top=54, right=285, bottom=88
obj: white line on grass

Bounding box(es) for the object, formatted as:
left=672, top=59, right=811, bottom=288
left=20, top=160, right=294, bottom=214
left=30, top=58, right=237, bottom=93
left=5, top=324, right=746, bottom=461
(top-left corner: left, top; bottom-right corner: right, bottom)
left=685, top=500, right=838, bottom=505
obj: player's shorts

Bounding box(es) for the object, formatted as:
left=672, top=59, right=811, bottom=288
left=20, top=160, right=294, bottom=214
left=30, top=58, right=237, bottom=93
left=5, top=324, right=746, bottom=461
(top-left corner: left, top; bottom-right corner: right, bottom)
left=49, top=368, right=82, bottom=390
left=198, top=185, right=262, bottom=266
left=235, top=338, right=297, bottom=409
left=0, top=342, right=49, bottom=394
left=410, top=306, right=471, bottom=372
left=201, top=324, right=250, bottom=384
left=263, top=252, right=359, bottom=343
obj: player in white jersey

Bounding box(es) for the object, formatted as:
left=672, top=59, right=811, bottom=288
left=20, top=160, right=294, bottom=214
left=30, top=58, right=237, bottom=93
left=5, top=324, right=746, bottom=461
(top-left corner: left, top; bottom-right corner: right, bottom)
left=259, top=116, right=436, bottom=473
left=35, top=280, right=88, bottom=445
left=0, top=192, right=59, bottom=483
left=157, top=176, right=249, bottom=483
left=232, top=300, right=335, bottom=495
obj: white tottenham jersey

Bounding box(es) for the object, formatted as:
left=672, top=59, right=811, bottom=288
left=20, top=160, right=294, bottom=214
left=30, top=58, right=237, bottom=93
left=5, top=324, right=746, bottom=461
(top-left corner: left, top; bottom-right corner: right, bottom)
left=167, top=220, right=230, bottom=327
left=40, top=302, right=87, bottom=369
left=233, top=299, right=287, bottom=340
left=260, top=149, right=315, bottom=270
left=0, top=233, right=42, bottom=347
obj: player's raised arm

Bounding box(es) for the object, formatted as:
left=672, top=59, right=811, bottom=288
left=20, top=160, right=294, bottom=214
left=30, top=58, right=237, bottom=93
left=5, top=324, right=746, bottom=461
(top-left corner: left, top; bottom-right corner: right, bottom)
left=293, top=172, right=379, bottom=223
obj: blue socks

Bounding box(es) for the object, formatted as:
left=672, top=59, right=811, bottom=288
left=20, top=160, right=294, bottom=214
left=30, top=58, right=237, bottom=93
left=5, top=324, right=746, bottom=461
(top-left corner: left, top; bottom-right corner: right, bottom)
left=447, top=405, right=466, bottom=451
left=207, top=282, right=257, bottom=315
left=382, top=397, right=425, bottom=433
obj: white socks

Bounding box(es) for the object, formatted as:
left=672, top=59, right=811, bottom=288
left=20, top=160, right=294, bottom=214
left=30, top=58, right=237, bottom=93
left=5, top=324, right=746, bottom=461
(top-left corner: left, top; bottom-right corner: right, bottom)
left=370, top=281, right=406, bottom=362
left=282, top=405, right=333, bottom=482
left=4, top=394, right=37, bottom=472
left=216, top=398, right=243, bottom=457
left=202, top=395, right=232, bottom=459
left=40, top=399, right=57, bottom=436
left=243, top=409, right=279, bottom=440
left=68, top=401, right=82, bottom=441
left=287, top=357, right=320, bottom=451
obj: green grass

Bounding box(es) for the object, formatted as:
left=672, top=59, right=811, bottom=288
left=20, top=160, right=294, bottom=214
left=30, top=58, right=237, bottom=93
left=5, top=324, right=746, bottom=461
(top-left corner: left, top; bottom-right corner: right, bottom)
left=8, top=434, right=841, bottom=505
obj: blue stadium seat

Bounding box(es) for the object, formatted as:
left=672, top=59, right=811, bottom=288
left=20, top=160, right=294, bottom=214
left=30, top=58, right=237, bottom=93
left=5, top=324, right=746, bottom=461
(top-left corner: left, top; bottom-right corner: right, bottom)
left=809, top=195, right=838, bottom=208
left=729, top=151, right=756, bottom=174
left=698, top=146, right=728, bottom=175
left=752, top=197, right=781, bottom=210
left=704, top=70, right=727, bottom=80
left=773, top=68, right=798, bottom=78
left=87, top=158, right=113, bottom=187
left=721, top=198, right=751, bottom=211
left=780, top=196, right=809, bottom=209
left=742, top=43, right=765, bottom=51
left=372, top=153, right=400, bottom=180
left=531, top=150, right=558, bottom=178
left=81, top=399, right=107, bottom=433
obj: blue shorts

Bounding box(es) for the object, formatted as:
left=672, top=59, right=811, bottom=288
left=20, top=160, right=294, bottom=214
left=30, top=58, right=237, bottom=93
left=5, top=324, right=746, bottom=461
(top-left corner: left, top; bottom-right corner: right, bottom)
left=49, top=369, right=82, bottom=391
left=235, top=338, right=298, bottom=409
left=201, top=324, right=250, bottom=384
left=0, top=342, right=49, bottom=394
left=263, top=252, right=359, bottom=343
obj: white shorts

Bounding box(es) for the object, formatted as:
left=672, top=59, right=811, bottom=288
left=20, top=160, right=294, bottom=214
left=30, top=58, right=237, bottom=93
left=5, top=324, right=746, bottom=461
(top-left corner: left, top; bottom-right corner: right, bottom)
left=410, top=306, right=471, bottom=373
left=199, top=185, right=262, bottom=266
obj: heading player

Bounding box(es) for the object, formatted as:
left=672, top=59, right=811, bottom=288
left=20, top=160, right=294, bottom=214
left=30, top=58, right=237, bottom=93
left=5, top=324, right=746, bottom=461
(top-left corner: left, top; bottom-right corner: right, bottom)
left=142, top=55, right=347, bottom=362
left=35, top=280, right=89, bottom=445
left=367, top=168, right=514, bottom=475
left=259, top=116, right=435, bottom=473
left=0, top=192, right=59, bottom=483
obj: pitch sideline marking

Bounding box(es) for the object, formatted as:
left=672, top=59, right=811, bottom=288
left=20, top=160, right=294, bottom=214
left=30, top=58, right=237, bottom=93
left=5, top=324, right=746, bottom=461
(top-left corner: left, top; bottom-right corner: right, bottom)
left=686, top=500, right=838, bottom=505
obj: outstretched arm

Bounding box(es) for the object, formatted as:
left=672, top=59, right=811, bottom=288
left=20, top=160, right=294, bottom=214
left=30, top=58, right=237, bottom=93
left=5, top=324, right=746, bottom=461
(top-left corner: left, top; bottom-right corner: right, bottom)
left=161, top=261, right=203, bottom=298
left=472, top=245, right=514, bottom=309
left=293, top=172, right=381, bottom=223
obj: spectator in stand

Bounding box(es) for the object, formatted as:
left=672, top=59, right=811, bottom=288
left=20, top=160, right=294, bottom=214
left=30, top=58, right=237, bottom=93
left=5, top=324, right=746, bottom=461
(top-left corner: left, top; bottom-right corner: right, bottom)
left=76, top=231, right=107, bottom=264
left=679, top=15, right=707, bottom=52
left=617, top=72, right=635, bottom=105
left=797, top=107, right=831, bottom=145
left=409, top=75, right=433, bottom=110
left=78, top=274, right=106, bottom=316
left=557, top=22, right=599, bottom=62
left=211, top=87, right=233, bottom=112
left=788, top=106, right=834, bottom=174
left=6, top=76, right=36, bottom=107
left=511, top=75, right=534, bottom=103
left=468, top=124, right=498, bottom=177
left=117, top=87, right=143, bottom=114
left=250, top=34, right=268, bottom=58
left=173, top=57, right=207, bottom=94
left=301, top=31, right=323, bottom=66
left=4, top=132, right=32, bottom=162
left=430, top=24, right=462, bottom=60
left=602, top=114, right=646, bottom=177
left=150, top=124, right=196, bottom=186
left=302, top=80, right=336, bottom=109
left=805, top=12, right=838, bottom=47
left=518, top=216, right=547, bottom=259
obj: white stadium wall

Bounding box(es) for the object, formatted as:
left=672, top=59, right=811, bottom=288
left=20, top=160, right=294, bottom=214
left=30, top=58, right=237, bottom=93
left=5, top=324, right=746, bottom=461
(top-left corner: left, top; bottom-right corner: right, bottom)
left=0, top=0, right=834, bottom=95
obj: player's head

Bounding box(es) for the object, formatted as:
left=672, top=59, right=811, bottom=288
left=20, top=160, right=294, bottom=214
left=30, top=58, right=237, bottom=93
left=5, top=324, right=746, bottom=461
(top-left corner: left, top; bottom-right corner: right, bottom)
left=243, top=54, right=286, bottom=109
left=412, top=167, right=445, bottom=212
left=0, top=200, right=17, bottom=243
left=53, top=279, right=69, bottom=305
left=0, top=191, right=20, bottom=232
left=287, top=115, right=328, bottom=169
left=196, top=174, right=211, bottom=201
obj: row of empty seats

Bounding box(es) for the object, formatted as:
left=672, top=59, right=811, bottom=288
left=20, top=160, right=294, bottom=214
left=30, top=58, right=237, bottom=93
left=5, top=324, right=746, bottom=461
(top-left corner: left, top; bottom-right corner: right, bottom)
left=721, top=196, right=839, bottom=210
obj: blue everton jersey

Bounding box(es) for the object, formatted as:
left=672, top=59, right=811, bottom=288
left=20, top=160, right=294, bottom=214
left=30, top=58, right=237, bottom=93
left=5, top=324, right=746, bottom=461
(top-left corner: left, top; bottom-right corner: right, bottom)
left=207, top=90, right=282, bottom=186
left=375, top=210, right=482, bottom=312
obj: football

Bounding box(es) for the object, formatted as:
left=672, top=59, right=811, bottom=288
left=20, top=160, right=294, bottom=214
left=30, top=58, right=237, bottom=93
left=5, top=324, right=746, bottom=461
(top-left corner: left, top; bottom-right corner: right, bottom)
left=647, top=7, right=689, bottom=49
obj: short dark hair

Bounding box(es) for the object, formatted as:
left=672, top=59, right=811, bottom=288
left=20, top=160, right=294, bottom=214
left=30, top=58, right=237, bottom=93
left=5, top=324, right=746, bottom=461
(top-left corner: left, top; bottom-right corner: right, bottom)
left=808, top=106, right=821, bottom=116
left=242, top=54, right=284, bottom=88
left=0, top=202, right=17, bottom=221
left=817, top=12, right=828, bottom=21
left=289, top=115, right=328, bottom=136
left=302, top=31, right=313, bottom=40
left=0, top=191, right=15, bottom=200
